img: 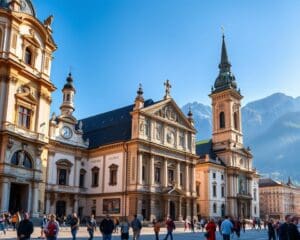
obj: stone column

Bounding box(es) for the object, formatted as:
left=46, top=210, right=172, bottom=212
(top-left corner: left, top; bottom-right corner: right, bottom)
left=31, top=183, right=39, bottom=217
left=191, top=165, right=196, bottom=195
left=0, top=180, right=10, bottom=211
left=163, top=158, right=168, bottom=187
left=178, top=197, right=183, bottom=221
left=176, top=162, right=181, bottom=189
left=150, top=196, right=156, bottom=221
left=45, top=193, right=50, bottom=214
left=137, top=153, right=143, bottom=185
left=149, top=155, right=155, bottom=186
left=73, top=195, right=79, bottom=213
left=186, top=200, right=191, bottom=220
left=167, top=199, right=171, bottom=218
left=185, top=164, right=190, bottom=195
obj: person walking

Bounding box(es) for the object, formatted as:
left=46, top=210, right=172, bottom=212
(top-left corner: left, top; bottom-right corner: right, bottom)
left=131, top=214, right=142, bottom=240
left=164, top=216, right=176, bottom=240
left=234, top=219, right=241, bottom=238
left=220, top=216, right=233, bottom=240
left=153, top=219, right=161, bottom=240
left=86, top=214, right=97, bottom=240
left=0, top=214, right=6, bottom=235
left=99, top=214, right=115, bottom=240
left=278, top=215, right=300, bottom=240
left=205, top=218, right=217, bottom=240
left=17, top=213, right=34, bottom=240
left=120, top=217, right=130, bottom=240
left=241, top=219, right=246, bottom=233
left=267, top=219, right=276, bottom=240
left=70, top=213, right=79, bottom=240
left=39, top=215, right=48, bottom=239
left=44, top=214, right=59, bottom=240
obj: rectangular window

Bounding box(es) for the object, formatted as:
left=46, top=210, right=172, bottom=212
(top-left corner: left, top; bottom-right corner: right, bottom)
left=109, top=169, right=117, bottom=185
left=18, top=106, right=31, bottom=129
left=196, top=184, right=200, bottom=196
left=79, top=173, right=85, bottom=188
left=92, top=171, right=99, bottom=187
left=221, top=186, right=225, bottom=198
left=213, top=172, right=216, bottom=179
left=180, top=172, right=183, bottom=186
left=155, top=167, right=161, bottom=183
left=58, top=169, right=67, bottom=185
left=168, top=169, right=174, bottom=183
left=213, top=185, right=217, bottom=197
left=142, top=165, right=146, bottom=181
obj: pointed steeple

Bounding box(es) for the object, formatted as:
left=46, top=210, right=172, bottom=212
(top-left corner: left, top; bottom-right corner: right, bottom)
left=212, top=34, right=238, bottom=94
left=134, top=83, right=144, bottom=110
left=219, top=34, right=232, bottom=73
left=60, top=72, right=76, bottom=116
left=287, top=176, right=292, bottom=186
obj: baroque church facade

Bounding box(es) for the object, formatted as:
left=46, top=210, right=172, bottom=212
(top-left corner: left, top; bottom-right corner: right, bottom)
left=0, top=0, right=259, bottom=221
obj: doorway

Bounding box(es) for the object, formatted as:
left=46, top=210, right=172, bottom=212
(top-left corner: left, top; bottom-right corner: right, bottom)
left=169, top=201, right=176, bottom=220
left=9, top=183, right=29, bottom=213
left=56, top=201, right=66, bottom=219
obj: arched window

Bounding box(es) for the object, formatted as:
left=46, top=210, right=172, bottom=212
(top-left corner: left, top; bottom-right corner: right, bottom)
left=213, top=203, right=217, bottom=213
left=91, top=167, right=99, bottom=187
left=24, top=47, right=32, bottom=65
left=109, top=164, right=118, bottom=186
left=11, top=150, right=33, bottom=169
left=234, top=112, right=239, bottom=130
left=219, top=111, right=225, bottom=129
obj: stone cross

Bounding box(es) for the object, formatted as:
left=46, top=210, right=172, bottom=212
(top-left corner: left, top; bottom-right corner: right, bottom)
left=164, top=79, right=172, bottom=99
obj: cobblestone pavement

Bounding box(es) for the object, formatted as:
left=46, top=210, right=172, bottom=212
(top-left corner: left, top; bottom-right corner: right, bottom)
left=0, top=227, right=269, bottom=239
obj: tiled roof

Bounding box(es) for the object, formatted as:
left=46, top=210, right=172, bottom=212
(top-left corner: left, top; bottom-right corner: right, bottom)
left=259, top=178, right=282, bottom=187
left=79, top=99, right=155, bottom=149
left=196, top=139, right=226, bottom=166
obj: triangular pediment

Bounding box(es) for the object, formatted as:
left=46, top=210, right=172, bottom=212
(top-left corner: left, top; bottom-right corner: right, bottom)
left=15, top=92, right=37, bottom=105
left=163, top=186, right=185, bottom=196
left=141, top=98, right=195, bottom=130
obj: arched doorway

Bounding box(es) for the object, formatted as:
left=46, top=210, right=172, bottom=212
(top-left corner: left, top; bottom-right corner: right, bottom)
left=169, top=201, right=176, bottom=220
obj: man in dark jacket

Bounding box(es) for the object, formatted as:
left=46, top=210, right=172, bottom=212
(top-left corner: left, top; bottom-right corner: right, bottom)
left=100, top=215, right=115, bottom=240
left=278, top=215, right=300, bottom=240
left=267, top=219, right=276, bottom=240
left=17, top=213, right=33, bottom=240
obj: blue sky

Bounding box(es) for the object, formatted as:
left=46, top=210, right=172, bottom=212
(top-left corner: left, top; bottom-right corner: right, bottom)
left=34, top=0, right=300, bottom=119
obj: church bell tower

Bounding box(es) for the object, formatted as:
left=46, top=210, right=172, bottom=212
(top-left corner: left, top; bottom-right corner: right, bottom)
left=210, top=34, right=243, bottom=150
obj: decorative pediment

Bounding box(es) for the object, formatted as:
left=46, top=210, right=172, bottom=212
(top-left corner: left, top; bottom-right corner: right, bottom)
left=164, top=187, right=185, bottom=196
left=141, top=99, right=194, bottom=130
left=15, top=85, right=37, bottom=108
left=56, top=159, right=73, bottom=168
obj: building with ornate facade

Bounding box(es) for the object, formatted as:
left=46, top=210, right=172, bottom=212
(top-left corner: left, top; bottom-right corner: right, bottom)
left=259, top=178, right=300, bottom=220
left=0, top=0, right=259, bottom=221
left=195, top=36, right=260, bottom=219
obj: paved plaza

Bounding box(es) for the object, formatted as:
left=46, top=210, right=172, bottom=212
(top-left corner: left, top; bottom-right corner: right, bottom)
left=0, top=227, right=269, bottom=240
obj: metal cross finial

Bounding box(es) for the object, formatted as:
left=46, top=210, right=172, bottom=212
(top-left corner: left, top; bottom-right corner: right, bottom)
left=164, top=79, right=172, bottom=99
left=221, top=26, right=225, bottom=37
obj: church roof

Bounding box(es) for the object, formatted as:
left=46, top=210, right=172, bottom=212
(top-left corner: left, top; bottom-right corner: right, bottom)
left=196, top=139, right=226, bottom=166
left=79, top=99, right=155, bottom=149
left=0, top=0, right=36, bottom=17
left=196, top=139, right=216, bottom=158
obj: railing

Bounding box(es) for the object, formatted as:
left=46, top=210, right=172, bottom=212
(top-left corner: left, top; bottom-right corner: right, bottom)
left=46, top=184, right=87, bottom=194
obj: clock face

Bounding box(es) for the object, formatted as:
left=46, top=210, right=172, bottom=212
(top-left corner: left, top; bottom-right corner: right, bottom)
left=61, top=126, right=72, bottom=139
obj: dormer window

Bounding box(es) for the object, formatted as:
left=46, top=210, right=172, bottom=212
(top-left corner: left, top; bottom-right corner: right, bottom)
left=24, top=47, right=32, bottom=65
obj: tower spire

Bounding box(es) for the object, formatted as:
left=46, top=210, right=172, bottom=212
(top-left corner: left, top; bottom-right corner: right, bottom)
left=212, top=34, right=238, bottom=93
left=219, top=34, right=231, bottom=73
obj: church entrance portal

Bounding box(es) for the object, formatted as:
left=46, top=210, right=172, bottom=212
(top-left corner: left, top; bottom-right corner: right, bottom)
left=56, top=201, right=66, bottom=219
left=9, top=183, right=29, bottom=213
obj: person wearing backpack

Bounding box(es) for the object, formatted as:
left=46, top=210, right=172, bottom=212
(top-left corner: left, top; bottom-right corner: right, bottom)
left=44, top=214, right=59, bottom=240
left=131, top=214, right=142, bottom=240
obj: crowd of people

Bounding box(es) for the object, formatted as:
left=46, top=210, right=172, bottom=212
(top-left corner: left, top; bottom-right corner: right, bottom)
left=1, top=211, right=299, bottom=240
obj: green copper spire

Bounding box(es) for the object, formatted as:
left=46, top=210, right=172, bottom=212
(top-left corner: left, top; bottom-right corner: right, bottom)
left=212, top=34, right=238, bottom=94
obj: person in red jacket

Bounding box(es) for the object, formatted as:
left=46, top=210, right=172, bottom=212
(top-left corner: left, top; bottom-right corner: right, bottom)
left=205, top=219, right=217, bottom=240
